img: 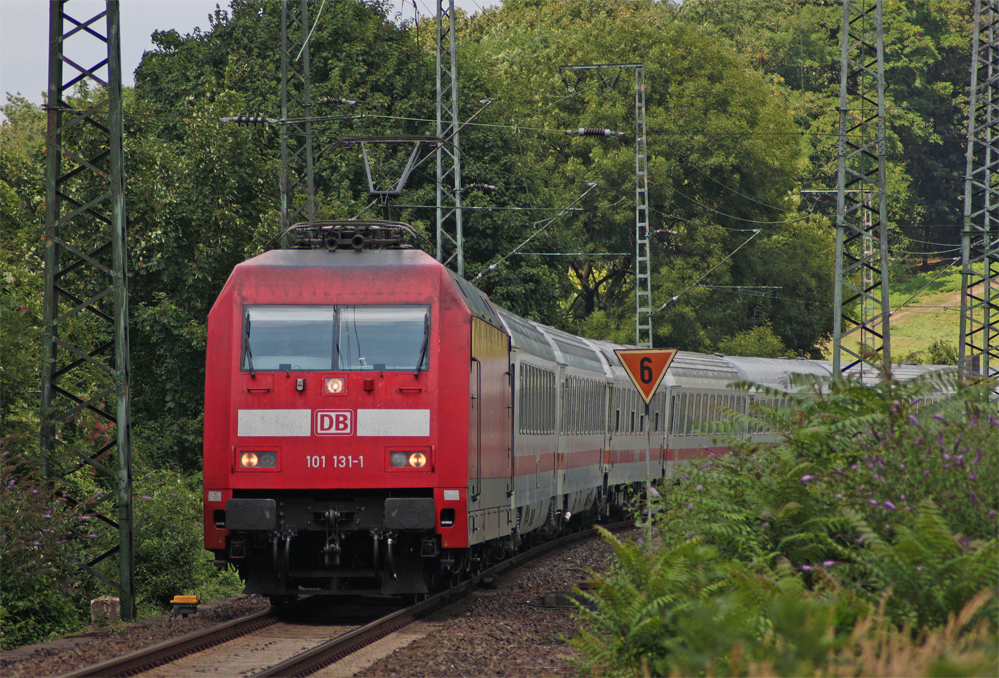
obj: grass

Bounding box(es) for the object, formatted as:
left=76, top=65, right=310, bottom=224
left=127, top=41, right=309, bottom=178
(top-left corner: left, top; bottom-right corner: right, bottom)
left=831, top=263, right=967, bottom=363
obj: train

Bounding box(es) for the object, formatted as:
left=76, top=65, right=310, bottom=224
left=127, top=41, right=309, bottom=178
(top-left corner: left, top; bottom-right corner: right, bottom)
left=201, top=220, right=945, bottom=602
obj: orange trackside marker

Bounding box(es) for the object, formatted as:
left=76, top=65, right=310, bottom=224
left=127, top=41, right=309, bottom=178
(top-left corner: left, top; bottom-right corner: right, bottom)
left=615, top=349, right=678, bottom=404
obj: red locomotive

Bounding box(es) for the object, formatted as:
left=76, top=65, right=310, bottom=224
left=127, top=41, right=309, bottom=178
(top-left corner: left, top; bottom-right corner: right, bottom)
left=202, top=221, right=940, bottom=601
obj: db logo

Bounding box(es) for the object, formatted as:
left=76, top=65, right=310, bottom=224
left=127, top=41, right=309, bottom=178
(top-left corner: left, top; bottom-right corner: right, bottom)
left=315, top=410, right=353, bottom=436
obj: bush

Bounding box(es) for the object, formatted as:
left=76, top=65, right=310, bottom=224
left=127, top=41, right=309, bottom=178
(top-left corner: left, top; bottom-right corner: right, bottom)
left=571, top=373, right=999, bottom=677
left=95, top=469, right=242, bottom=617
left=1, top=448, right=242, bottom=648
left=0, top=448, right=90, bottom=649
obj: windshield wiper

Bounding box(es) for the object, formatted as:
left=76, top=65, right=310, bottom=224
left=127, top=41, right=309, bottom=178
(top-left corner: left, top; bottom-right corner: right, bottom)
left=414, top=311, right=430, bottom=377
left=243, top=313, right=255, bottom=378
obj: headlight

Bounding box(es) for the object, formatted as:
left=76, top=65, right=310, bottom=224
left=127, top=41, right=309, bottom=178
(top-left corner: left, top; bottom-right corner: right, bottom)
left=240, top=451, right=277, bottom=468
left=390, top=451, right=428, bottom=468
left=324, top=377, right=345, bottom=394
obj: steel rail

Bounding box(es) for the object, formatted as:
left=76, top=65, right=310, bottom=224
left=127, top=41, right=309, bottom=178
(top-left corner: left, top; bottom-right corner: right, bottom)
left=57, top=521, right=629, bottom=678
left=56, top=609, right=279, bottom=678
left=252, top=520, right=631, bottom=678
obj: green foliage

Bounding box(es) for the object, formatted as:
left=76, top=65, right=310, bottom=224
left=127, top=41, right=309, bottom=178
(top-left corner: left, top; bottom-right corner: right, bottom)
left=573, top=376, right=999, bottom=676
left=925, top=338, right=959, bottom=365
left=90, top=470, right=242, bottom=617
left=0, top=451, right=90, bottom=649
left=1, top=95, right=46, bottom=460
left=717, top=322, right=792, bottom=358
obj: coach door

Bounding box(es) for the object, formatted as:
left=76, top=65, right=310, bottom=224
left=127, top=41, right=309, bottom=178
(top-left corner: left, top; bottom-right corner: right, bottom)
left=470, top=318, right=512, bottom=515
left=470, top=358, right=482, bottom=503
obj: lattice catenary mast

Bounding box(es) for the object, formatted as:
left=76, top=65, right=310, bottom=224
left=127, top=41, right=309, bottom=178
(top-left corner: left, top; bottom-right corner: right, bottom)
left=960, top=0, right=999, bottom=392
left=833, top=0, right=891, bottom=376
left=559, top=64, right=651, bottom=348
left=43, top=0, right=134, bottom=619
left=436, top=0, right=464, bottom=276
left=280, top=0, right=316, bottom=247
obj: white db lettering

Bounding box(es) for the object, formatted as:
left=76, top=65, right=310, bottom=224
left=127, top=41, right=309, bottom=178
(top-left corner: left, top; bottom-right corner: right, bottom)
left=315, top=410, right=353, bottom=436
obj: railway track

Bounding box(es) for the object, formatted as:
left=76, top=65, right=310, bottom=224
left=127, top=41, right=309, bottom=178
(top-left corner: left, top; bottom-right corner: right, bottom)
left=57, top=521, right=628, bottom=678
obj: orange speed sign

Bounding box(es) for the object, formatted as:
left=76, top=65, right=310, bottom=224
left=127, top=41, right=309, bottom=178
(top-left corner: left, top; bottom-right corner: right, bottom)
left=614, top=349, right=678, bottom=404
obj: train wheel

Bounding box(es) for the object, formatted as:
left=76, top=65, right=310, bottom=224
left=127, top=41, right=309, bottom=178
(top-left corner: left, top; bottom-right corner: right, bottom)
left=269, top=594, right=297, bottom=609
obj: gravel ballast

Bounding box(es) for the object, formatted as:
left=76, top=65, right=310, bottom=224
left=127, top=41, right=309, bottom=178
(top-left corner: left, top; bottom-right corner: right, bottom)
left=2, top=532, right=621, bottom=678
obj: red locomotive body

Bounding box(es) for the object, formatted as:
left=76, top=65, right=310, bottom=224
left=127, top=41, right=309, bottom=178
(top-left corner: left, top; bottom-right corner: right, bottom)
left=203, top=248, right=513, bottom=596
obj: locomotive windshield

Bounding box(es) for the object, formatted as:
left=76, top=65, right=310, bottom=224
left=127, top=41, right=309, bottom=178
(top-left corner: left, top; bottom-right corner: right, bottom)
left=242, top=305, right=430, bottom=372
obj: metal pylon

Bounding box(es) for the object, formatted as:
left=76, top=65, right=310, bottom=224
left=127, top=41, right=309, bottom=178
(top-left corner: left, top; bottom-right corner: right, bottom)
left=436, top=0, right=464, bottom=276
left=833, top=0, right=891, bottom=377
left=280, top=0, right=315, bottom=246
left=960, top=0, right=999, bottom=392
left=43, top=0, right=134, bottom=619
left=634, top=66, right=651, bottom=348
left=558, top=64, right=651, bottom=347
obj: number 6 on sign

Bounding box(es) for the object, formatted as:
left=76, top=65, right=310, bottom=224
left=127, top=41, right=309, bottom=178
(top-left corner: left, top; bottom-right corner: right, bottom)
left=615, top=349, right=678, bottom=404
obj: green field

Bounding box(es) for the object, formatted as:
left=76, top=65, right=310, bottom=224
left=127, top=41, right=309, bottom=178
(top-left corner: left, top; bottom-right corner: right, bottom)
left=833, top=264, right=968, bottom=363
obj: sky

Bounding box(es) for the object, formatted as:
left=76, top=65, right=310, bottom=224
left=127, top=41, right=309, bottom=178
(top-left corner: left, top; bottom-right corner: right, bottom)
left=1, top=0, right=495, bottom=111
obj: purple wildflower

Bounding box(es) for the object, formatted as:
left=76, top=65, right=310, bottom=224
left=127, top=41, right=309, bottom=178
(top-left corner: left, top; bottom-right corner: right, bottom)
left=696, top=484, right=704, bottom=492
left=868, top=499, right=878, bottom=506
left=6, top=479, right=14, bottom=489
left=141, top=495, right=153, bottom=501
left=899, top=463, right=905, bottom=470
left=883, top=501, right=896, bottom=511
left=800, top=475, right=814, bottom=483
left=33, top=541, right=41, bottom=546
left=851, top=464, right=858, bottom=472
left=649, top=486, right=660, bottom=498
left=80, top=515, right=91, bottom=521
left=942, top=452, right=951, bottom=460
left=800, top=564, right=814, bottom=572
left=923, top=470, right=930, bottom=477
left=915, top=437, right=924, bottom=446
left=969, top=492, right=978, bottom=505
left=31, top=488, right=38, bottom=495
left=87, top=533, right=99, bottom=539
left=822, top=560, right=836, bottom=568
left=169, top=493, right=178, bottom=498
left=908, top=415, right=921, bottom=428
left=686, top=503, right=694, bottom=510
left=933, top=413, right=944, bottom=421
left=969, top=471, right=977, bottom=482
left=145, top=473, right=153, bottom=477
left=989, top=510, right=996, bottom=519
left=974, top=449, right=983, bottom=465
left=834, top=494, right=843, bottom=500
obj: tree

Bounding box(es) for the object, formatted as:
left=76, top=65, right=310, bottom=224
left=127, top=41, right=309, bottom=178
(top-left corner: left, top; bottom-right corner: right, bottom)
left=462, top=0, right=819, bottom=352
